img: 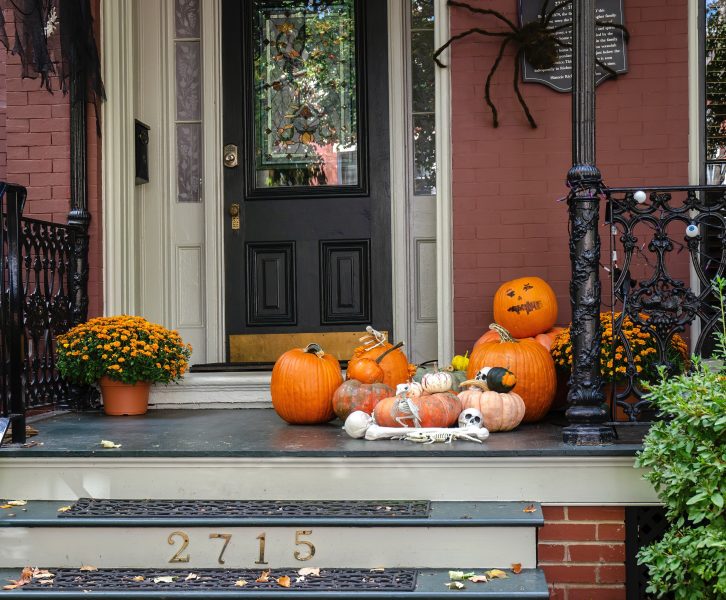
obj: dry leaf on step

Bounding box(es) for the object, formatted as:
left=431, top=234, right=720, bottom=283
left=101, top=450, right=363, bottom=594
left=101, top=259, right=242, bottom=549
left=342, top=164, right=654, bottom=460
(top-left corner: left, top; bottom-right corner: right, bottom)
left=469, top=575, right=488, bottom=583
left=276, top=576, right=291, bottom=588
left=7, top=500, right=27, bottom=506
left=256, top=571, right=270, bottom=583
left=2, top=567, right=33, bottom=590
left=297, top=567, right=320, bottom=577
left=132, top=576, right=145, bottom=582
left=511, top=563, right=522, bottom=574
left=57, top=505, right=72, bottom=513
left=523, top=504, right=537, bottom=513
left=445, top=581, right=465, bottom=589
left=153, top=576, right=176, bottom=584
left=0, top=504, right=12, bottom=509
left=32, top=569, right=55, bottom=580
left=485, top=569, right=507, bottom=579
left=185, top=573, right=198, bottom=581
left=369, top=568, right=385, bottom=572
left=100, top=440, right=121, bottom=448
left=79, top=565, right=98, bottom=572
left=234, top=579, right=248, bottom=587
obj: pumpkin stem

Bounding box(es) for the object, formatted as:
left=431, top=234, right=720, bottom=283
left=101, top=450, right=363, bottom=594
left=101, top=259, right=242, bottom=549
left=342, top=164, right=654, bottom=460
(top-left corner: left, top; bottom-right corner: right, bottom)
left=375, top=341, right=404, bottom=364
left=303, top=343, right=325, bottom=358
left=488, top=323, right=517, bottom=343
left=460, top=379, right=489, bottom=391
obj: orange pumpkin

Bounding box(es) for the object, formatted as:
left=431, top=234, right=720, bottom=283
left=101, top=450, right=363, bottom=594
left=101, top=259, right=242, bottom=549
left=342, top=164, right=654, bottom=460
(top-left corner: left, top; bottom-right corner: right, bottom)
left=332, top=379, right=393, bottom=420
left=467, top=324, right=556, bottom=423
left=271, top=343, right=343, bottom=425
left=474, top=326, right=564, bottom=352
left=373, top=392, right=462, bottom=428
left=493, top=277, right=558, bottom=338
left=351, top=341, right=415, bottom=388
left=346, top=358, right=384, bottom=384
left=458, top=380, right=526, bottom=432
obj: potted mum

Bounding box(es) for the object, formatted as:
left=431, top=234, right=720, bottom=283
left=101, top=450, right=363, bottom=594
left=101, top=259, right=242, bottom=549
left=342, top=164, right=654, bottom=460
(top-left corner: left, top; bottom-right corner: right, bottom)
left=56, top=316, right=192, bottom=415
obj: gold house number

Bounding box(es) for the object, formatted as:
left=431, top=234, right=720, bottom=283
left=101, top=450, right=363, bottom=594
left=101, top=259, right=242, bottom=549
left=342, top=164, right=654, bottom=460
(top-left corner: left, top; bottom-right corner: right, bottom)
left=167, top=530, right=316, bottom=564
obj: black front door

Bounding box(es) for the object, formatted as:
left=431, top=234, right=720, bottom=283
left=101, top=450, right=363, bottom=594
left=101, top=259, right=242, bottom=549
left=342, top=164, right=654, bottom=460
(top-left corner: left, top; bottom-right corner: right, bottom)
left=222, top=0, right=391, bottom=364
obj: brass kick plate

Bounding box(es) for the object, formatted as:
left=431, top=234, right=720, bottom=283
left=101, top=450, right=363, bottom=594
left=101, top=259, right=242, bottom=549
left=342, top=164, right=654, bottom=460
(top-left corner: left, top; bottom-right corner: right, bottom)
left=229, top=331, right=388, bottom=363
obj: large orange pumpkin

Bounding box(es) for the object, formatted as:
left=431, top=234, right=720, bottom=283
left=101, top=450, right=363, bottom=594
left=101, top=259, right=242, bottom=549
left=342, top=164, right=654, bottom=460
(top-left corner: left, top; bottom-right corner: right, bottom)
left=373, top=392, right=462, bottom=428
left=474, top=326, right=564, bottom=351
left=332, top=379, right=393, bottom=420
left=467, top=324, right=556, bottom=422
left=458, top=380, right=526, bottom=432
left=493, top=277, right=558, bottom=338
left=351, top=341, right=414, bottom=388
left=271, top=343, right=343, bottom=425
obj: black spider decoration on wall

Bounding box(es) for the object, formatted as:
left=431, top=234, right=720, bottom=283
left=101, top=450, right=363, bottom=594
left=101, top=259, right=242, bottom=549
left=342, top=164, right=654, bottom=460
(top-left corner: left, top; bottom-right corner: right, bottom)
left=433, top=0, right=630, bottom=128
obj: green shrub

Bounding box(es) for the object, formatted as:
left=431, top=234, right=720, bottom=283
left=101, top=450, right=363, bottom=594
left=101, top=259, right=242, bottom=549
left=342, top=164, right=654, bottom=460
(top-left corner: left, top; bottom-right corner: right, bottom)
left=635, top=276, right=726, bottom=599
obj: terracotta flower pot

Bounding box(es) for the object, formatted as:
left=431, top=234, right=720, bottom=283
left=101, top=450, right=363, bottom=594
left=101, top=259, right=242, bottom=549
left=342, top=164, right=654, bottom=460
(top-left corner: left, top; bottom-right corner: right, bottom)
left=99, top=376, right=151, bottom=416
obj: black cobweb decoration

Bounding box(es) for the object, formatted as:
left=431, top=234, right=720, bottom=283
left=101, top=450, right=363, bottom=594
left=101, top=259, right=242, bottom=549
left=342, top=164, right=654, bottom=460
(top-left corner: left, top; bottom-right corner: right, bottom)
left=433, top=0, right=629, bottom=128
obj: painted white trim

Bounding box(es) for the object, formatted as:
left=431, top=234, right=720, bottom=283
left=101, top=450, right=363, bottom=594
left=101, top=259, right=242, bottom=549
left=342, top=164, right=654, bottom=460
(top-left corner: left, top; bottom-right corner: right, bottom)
left=101, top=0, right=137, bottom=315
left=148, top=372, right=272, bottom=408
left=388, top=0, right=411, bottom=349
left=0, top=456, right=658, bottom=505
left=435, top=0, right=454, bottom=364
left=688, top=0, right=701, bottom=343
left=202, top=0, right=225, bottom=362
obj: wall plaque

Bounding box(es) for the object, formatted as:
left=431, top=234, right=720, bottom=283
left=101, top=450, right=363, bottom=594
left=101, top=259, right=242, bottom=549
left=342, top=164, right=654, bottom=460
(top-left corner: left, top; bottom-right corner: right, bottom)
left=518, top=0, right=628, bottom=92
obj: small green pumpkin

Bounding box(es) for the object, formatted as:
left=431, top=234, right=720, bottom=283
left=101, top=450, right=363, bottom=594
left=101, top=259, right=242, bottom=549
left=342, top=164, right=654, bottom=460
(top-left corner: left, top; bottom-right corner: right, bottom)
left=472, top=366, right=517, bottom=393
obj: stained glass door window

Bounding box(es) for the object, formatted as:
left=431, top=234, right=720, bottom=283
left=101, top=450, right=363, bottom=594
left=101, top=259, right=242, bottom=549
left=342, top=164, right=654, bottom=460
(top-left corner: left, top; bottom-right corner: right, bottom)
left=251, top=0, right=358, bottom=189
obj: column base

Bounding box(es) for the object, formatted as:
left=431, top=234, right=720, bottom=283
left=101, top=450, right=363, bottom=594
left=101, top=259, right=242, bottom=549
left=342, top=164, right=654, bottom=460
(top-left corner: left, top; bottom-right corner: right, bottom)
left=562, top=424, right=615, bottom=446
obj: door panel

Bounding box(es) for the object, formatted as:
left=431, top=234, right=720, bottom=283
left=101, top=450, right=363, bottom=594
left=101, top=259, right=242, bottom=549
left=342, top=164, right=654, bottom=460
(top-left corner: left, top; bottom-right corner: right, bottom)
left=222, top=0, right=391, bottom=363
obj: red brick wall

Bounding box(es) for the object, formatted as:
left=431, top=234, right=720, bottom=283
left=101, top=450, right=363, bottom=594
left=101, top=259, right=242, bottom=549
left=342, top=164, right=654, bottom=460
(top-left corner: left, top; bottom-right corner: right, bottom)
left=451, top=0, right=690, bottom=351
left=0, top=4, right=103, bottom=318
left=539, top=506, right=627, bottom=599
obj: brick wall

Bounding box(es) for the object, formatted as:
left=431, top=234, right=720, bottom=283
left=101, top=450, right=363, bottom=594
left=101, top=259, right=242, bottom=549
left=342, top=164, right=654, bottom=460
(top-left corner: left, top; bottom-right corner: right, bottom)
left=0, top=4, right=103, bottom=318
left=539, top=506, right=627, bottom=599
left=451, top=0, right=691, bottom=351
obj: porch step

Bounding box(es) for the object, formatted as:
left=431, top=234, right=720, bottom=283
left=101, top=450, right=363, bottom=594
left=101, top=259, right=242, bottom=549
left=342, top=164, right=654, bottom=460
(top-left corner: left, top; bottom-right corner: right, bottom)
left=0, top=500, right=542, bottom=570
left=0, top=567, right=550, bottom=598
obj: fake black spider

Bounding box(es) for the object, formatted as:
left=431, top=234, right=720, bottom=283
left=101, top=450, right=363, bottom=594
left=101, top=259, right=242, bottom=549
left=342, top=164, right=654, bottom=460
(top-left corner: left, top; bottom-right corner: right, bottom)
left=433, top=0, right=630, bottom=128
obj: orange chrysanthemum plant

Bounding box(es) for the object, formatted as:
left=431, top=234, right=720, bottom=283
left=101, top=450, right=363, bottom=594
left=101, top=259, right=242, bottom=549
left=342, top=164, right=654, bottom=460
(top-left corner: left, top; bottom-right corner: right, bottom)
left=56, top=316, right=192, bottom=386
left=550, top=312, right=689, bottom=382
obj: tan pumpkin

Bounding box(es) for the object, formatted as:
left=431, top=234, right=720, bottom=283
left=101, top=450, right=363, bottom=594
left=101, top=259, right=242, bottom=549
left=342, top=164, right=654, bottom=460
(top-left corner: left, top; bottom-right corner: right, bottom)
left=332, top=379, right=393, bottom=420
left=467, top=324, right=556, bottom=423
left=458, top=380, right=526, bottom=432
left=271, top=343, right=343, bottom=425
left=492, top=276, right=558, bottom=338
left=474, top=326, right=564, bottom=352
left=351, top=341, right=415, bottom=388
left=373, top=392, right=462, bottom=428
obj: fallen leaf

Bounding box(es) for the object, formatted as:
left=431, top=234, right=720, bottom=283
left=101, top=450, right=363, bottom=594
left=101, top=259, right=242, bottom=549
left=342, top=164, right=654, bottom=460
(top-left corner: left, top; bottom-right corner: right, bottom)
left=256, top=571, right=270, bottom=583
left=469, top=575, right=488, bottom=583
left=153, top=576, right=176, bottom=584
left=132, top=576, right=145, bottom=582
left=234, top=579, right=248, bottom=587
left=39, top=579, right=54, bottom=585
left=0, top=504, right=11, bottom=509
left=485, top=569, right=508, bottom=579
left=185, top=573, right=198, bottom=581
left=2, top=567, right=33, bottom=590
left=511, top=563, right=522, bottom=574
left=448, top=571, right=474, bottom=581
left=298, top=567, right=320, bottom=577
left=7, top=500, right=27, bottom=506
left=100, top=440, right=121, bottom=448
left=79, top=565, right=98, bottom=572
left=295, top=576, right=305, bottom=583
left=445, top=581, right=465, bottom=589
left=57, top=505, right=72, bottom=513
left=277, top=576, right=291, bottom=588
left=369, top=567, right=385, bottom=573
left=523, top=504, right=537, bottom=513
left=32, top=569, right=55, bottom=580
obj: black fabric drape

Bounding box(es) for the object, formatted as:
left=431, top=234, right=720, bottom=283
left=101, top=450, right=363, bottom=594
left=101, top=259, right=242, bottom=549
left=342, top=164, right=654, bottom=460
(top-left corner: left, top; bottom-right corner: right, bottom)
left=0, top=0, right=105, bottom=106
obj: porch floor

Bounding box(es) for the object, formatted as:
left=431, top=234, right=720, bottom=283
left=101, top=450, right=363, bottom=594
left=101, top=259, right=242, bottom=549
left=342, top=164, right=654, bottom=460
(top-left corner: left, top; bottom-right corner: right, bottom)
left=0, top=409, right=647, bottom=457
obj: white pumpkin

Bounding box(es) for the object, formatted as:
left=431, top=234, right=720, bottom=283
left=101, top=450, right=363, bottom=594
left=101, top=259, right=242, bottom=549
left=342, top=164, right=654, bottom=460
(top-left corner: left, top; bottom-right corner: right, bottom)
left=421, top=371, right=454, bottom=393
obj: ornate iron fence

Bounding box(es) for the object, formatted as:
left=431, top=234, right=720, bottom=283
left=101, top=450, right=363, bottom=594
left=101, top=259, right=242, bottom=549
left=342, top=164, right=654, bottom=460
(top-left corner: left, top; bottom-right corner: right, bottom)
left=1, top=183, right=90, bottom=444
left=603, top=185, right=726, bottom=422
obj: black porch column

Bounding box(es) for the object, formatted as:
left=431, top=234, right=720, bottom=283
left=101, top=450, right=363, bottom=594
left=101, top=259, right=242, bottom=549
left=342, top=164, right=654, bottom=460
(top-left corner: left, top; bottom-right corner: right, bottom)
left=563, top=0, right=613, bottom=445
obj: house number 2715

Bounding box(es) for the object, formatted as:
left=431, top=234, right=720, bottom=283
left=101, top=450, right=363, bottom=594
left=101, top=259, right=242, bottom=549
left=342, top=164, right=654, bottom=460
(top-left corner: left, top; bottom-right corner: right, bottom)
left=167, top=530, right=316, bottom=564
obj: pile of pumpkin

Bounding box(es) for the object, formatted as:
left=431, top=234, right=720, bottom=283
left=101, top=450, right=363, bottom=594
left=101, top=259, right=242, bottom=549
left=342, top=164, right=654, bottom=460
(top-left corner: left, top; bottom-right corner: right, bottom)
left=270, top=276, right=560, bottom=434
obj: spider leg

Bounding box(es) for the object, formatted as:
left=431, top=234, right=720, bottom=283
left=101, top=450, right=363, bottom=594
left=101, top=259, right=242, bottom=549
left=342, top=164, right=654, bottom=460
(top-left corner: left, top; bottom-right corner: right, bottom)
left=513, top=49, right=538, bottom=129
left=596, top=20, right=630, bottom=43
left=484, top=37, right=512, bottom=128
left=595, top=58, right=618, bottom=78
left=538, top=0, right=552, bottom=23
left=447, top=0, right=518, bottom=32
left=433, top=28, right=509, bottom=68
left=544, top=0, right=572, bottom=27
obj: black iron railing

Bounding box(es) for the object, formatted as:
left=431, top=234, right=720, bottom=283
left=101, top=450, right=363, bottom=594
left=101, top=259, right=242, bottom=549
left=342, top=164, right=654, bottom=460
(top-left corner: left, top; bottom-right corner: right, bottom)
left=1, top=183, right=90, bottom=445
left=604, top=185, right=726, bottom=422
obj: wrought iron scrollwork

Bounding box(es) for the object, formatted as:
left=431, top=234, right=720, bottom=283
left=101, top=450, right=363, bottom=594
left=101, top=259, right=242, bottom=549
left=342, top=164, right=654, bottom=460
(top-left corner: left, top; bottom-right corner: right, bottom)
left=604, top=185, right=726, bottom=421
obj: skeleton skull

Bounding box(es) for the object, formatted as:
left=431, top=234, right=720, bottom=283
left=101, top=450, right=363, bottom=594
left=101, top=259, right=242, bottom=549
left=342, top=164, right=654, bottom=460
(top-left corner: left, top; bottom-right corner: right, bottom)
left=474, top=367, right=490, bottom=382
left=458, top=408, right=483, bottom=429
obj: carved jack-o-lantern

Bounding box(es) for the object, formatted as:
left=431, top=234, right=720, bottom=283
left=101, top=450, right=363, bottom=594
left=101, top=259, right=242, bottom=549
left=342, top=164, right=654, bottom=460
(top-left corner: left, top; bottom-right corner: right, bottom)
left=493, top=276, right=558, bottom=339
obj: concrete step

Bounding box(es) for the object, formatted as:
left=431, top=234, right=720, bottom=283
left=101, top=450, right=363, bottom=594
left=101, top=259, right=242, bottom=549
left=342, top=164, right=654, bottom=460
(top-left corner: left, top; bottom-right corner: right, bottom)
left=0, top=567, right=550, bottom=598
left=0, top=500, right=542, bottom=570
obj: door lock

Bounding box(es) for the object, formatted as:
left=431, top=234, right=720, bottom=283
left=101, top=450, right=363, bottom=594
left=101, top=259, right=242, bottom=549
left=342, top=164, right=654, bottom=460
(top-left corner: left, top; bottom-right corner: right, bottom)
left=229, top=203, right=241, bottom=231
left=223, top=144, right=239, bottom=168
